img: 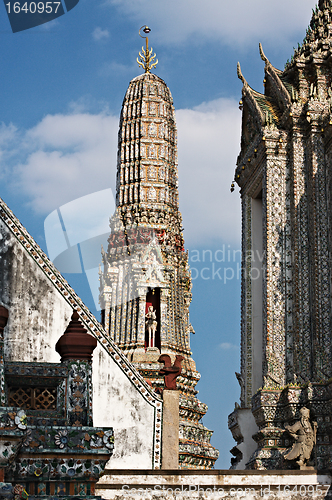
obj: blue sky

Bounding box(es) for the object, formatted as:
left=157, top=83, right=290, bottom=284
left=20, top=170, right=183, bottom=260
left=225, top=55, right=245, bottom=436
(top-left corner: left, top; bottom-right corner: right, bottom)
left=0, top=0, right=316, bottom=468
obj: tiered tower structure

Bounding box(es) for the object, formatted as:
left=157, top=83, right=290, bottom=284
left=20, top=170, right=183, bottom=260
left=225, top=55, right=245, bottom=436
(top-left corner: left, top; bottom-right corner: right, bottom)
left=99, top=28, right=218, bottom=469
left=229, top=0, right=332, bottom=470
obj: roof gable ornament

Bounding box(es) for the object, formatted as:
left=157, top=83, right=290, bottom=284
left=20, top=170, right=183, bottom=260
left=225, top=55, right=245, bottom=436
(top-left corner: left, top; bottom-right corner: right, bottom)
left=259, top=43, right=292, bottom=109
left=237, top=62, right=264, bottom=124
left=237, top=61, right=247, bottom=86
left=137, top=25, right=158, bottom=74
left=259, top=42, right=269, bottom=65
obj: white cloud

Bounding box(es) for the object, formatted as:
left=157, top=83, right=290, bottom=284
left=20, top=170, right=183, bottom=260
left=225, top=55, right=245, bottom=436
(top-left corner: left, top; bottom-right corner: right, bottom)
left=92, top=27, right=110, bottom=41
left=67, top=96, right=111, bottom=114
left=104, top=0, right=315, bottom=48
left=177, top=98, right=241, bottom=246
left=0, top=123, right=21, bottom=178
left=0, top=97, right=241, bottom=246
left=1, top=112, right=119, bottom=213
left=0, top=123, right=18, bottom=146
left=98, top=61, right=137, bottom=78
left=219, top=342, right=239, bottom=350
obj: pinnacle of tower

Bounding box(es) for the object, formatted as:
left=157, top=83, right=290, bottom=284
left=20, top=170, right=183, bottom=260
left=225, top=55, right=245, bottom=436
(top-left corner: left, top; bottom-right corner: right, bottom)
left=308, top=1, right=332, bottom=40
left=284, top=0, right=332, bottom=67
left=137, top=25, right=158, bottom=74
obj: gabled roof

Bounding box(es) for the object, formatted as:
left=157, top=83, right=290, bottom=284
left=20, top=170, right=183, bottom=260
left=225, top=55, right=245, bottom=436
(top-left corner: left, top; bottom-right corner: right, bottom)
left=251, top=90, right=280, bottom=127
left=237, top=62, right=280, bottom=127
left=0, top=196, right=162, bottom=468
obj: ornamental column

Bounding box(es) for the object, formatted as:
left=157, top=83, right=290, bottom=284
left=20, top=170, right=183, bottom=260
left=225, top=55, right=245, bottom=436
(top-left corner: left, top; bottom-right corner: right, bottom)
left=56, top=311, right=97, bottom=427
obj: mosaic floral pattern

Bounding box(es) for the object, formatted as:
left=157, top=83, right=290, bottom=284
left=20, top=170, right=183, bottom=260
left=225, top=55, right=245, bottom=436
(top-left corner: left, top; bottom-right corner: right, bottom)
left=54, top=430, right=68, bottom=449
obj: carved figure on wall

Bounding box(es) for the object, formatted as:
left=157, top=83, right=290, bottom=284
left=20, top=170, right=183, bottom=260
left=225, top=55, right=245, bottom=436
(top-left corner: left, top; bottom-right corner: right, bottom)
left=158, top=354, right=184, bottom=390
left=284, top=407, right=317, bottom=468
left=145, top=253, right=164, bottom=282
left=145, top=305, right=157, bottom=347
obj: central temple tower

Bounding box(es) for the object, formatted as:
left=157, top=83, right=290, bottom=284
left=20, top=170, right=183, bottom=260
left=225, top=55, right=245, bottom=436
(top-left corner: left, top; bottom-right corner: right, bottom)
left=99, top=29, right=218, bottom=469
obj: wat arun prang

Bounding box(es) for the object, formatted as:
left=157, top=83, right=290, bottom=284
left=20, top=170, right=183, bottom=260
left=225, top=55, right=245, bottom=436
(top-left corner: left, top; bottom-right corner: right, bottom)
left=99, top=28, right=218, bottom=469
left=229, top=0, right=332, bottom=470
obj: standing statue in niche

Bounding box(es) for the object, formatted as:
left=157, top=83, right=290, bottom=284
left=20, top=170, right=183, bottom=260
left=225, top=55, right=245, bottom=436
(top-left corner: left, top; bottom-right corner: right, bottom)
left=284, top=407, right=317, bottom=468
left=145, top=305, right=157, bottom=348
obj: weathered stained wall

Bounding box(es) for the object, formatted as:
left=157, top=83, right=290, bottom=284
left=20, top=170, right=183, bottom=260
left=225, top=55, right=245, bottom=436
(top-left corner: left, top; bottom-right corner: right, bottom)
left=93, top=346, right=155, bottom=468
left=0, top=218, right=156, bottom=469
left=0, top=219, right=72, bottom=363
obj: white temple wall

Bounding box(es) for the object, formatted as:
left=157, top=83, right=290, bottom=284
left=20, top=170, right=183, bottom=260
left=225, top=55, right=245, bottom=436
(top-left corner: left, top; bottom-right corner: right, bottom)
left=0, top=219, right=156, bottom=469
left=0, top=220, right=71, bottom=363
left=92, top=346, right=155, bottom=468
left=96, top=469, right=331, bottom=500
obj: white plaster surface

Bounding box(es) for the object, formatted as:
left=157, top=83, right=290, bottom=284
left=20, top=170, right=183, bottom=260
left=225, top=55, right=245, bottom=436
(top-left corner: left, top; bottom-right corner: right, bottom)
left=235, top=408, right=258, bottom=470
left=93, top=345, right=155, bottom=468
left=251, top=198, right=263, bottom=396
left=0, top=219, right=156, bottom=469
left=0, top=221, right=71, bottom=363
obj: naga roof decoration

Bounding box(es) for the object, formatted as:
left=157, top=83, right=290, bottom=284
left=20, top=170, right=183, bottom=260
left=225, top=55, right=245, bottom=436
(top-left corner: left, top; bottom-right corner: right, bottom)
left=236, top=0, right=332, bottom=172
left=237, top=62, right=279, bottom=127
left=259, top=43, right=292, bottom=110
left=237, top=62, right=264, bottom=123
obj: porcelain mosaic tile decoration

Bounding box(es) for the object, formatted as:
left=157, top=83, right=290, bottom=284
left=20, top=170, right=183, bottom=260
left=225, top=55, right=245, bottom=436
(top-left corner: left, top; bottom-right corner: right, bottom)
left=99, top=51, right=218, bottom=468
left=0, top=308, right=113, bottom=498
left=229, top=0, right=332, bottom=469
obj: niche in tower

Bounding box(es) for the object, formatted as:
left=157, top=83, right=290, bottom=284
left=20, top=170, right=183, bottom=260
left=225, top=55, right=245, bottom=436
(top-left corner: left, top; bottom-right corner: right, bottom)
left=145, top=287, right=160, bottom=350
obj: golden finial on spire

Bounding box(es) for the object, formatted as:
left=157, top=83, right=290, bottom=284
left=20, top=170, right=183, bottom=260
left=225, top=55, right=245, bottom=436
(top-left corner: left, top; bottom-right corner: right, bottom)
left=137, top=25, right=158, bottom=74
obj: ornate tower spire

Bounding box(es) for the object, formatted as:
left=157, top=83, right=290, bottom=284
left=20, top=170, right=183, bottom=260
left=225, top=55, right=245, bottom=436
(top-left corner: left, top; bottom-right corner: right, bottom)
left=99, top=28, right=218, bottom=469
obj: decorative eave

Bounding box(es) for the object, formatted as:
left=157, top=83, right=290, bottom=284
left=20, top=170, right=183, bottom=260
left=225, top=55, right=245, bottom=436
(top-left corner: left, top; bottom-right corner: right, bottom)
left=253, top=91, right=280, bottom=127
left=0, top=196, right=162, bottom=468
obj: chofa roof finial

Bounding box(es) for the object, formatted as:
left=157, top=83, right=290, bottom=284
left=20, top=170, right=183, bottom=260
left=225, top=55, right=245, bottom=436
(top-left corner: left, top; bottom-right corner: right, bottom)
left=237, top=62, right=247, bottom=85
left=259, top=42, right=269, bottom=64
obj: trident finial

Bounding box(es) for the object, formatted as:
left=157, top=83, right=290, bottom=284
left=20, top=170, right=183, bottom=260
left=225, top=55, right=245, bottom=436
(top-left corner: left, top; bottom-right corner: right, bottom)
left=137, top=25, right=158, bottom=74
